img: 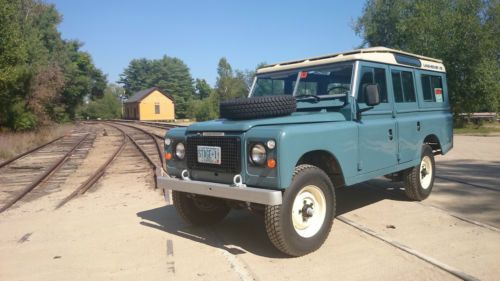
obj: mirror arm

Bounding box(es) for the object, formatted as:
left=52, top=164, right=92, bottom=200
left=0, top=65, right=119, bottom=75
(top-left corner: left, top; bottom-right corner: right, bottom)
left=356, top=106, right=374, bottom=121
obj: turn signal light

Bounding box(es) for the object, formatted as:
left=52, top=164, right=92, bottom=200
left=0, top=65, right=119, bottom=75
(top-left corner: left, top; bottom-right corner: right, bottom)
left=267, top=159, right=276, bottom=169
left=165, top=152, right=172, bottom=160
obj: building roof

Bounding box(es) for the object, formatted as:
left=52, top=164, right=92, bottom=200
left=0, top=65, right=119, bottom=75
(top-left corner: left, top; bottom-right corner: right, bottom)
left=257, top=47, right=445, bottom=74
left=124, top=87, right=175, bottom=103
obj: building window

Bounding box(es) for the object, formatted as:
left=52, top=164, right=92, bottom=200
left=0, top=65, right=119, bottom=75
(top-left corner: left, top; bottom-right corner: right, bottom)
left=154, top=102, right=160, bottom=114
left=392, top=70, right=416, bottom=103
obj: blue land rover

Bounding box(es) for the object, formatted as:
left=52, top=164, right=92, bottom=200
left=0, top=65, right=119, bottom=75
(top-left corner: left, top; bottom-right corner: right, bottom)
left=158, top=47, right=453, bottom=256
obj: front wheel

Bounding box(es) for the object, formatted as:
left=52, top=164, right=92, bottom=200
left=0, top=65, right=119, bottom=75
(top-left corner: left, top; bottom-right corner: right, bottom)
left=403, top=145, right=435, bottom=201
left=172, top=191, right=230, bottom=226
left=265, top=165, right=335, bottom=256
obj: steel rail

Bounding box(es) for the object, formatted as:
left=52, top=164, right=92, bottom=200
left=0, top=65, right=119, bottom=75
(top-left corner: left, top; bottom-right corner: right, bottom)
left=0, top=136, right=65, bottom=169
left=108, top=121, right=165, bottom=169
left=337, top=216, right=480, bottom=281
left=105, top=123, right=162, bottom=189
left=56, top=126, right=128, bottom=209
left=0, top=133, right=90, bottom=213
left=360, top=182, right=500, bottom=232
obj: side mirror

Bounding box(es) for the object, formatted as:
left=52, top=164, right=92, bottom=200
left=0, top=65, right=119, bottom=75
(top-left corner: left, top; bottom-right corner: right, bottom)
left=364, top=84, right=381, bottom=106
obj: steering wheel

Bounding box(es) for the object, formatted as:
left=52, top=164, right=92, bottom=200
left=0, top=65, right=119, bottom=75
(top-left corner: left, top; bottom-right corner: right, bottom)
left=327, top=85, right=350, bottom=95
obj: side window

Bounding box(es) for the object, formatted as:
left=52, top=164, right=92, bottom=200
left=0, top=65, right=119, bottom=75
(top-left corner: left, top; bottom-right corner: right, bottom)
left=357, top=66, right=388, bottom=103
left=392, top=70, right=416, bottom=103
left=421, top=74, right=444, bottom=102
left=154, top=102, right=160, bottom=114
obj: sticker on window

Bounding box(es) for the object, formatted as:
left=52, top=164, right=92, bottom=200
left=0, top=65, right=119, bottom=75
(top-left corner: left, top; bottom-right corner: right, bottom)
left=434, top=88, right=443, bottom=103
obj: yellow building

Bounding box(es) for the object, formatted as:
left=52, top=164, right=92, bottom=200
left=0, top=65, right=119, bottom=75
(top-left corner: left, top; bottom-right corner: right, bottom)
left=123, top=87, right=175, bottom=121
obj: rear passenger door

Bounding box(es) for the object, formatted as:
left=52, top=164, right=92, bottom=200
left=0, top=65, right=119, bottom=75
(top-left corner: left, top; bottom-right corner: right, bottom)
left=356, top=62, right=397, bottom=174
left=389, top=66, right=420, bottom=163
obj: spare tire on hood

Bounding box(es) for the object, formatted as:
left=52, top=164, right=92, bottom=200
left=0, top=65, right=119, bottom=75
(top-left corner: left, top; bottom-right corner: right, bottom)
left=219, top=95, right=296, bottom=120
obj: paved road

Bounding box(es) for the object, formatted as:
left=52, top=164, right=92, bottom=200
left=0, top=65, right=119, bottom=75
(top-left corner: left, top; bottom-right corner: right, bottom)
left=0, top=133, right=499, bottom=281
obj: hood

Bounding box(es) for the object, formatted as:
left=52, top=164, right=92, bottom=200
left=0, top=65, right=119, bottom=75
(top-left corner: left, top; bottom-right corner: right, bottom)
left=186, top=111, right=346, bottom=132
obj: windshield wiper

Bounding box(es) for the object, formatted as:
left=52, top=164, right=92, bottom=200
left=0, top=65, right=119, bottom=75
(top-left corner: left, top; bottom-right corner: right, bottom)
left=295, top=93, right=348, bottom=103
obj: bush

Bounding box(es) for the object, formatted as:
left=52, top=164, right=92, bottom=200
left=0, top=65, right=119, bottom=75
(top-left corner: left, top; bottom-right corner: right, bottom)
left=9, top=102, right=38, bottom=131
left=78, top=91, right=122, bottom=120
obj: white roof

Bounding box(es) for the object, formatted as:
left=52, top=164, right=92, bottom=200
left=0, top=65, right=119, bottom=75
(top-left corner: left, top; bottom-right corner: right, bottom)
left=257, top=47, right=445, bottom=74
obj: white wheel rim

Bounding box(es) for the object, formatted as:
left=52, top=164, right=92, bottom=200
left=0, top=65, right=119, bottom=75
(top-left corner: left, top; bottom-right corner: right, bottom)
left=291, top=185, right=327, bottom=238
left=419, top=156, right=433, bottom=189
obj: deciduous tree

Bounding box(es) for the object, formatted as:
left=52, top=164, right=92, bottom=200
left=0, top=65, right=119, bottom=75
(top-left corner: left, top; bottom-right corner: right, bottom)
left=355, top=0, right=499, bottom=114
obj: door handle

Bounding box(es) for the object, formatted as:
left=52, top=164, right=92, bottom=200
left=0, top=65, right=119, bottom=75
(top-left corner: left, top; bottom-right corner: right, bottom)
left=417, top=121, right=421, bottom=131
left=388, top=129, right=393, bottom=140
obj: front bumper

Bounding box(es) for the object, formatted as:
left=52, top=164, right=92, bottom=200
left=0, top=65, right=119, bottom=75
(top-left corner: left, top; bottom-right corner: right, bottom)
left=157, top=176, right=282, bottom=205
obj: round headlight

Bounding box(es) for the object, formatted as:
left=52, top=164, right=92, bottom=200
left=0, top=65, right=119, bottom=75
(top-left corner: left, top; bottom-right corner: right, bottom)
left=175, top=142, right=185, bottom=159
left=164, top=138, right=172, bottom=146
left=250, top=144, right=267, bottom=165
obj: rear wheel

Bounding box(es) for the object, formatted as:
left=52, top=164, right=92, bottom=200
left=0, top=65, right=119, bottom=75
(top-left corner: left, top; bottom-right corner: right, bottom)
left=172, top=191, right=230, bottom=225
left=265, top=165, right=335, bottom=256
left=403, top=145, right=435, bottom=201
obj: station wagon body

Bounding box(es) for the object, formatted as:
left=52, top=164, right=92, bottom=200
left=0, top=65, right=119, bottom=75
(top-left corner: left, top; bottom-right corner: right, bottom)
left=158, top=47, right=453, bottom=256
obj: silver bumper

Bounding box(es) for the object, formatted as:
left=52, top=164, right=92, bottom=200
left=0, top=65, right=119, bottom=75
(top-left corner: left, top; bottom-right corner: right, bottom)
left=157, top=176, right=282, bottom=205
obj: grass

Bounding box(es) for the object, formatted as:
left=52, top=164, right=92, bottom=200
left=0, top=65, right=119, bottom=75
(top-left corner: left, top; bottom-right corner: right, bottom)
left=454, top=122, right=500, bottom=136
left=0, top=124, right=75, bottom=162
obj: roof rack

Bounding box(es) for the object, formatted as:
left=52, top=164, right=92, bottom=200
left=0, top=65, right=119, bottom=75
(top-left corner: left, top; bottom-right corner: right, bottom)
left=260, top=47, right=442, bottom=70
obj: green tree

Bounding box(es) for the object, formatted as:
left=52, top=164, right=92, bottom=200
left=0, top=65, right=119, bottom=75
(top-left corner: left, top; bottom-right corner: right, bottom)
left=215, top=58, right=248, bottom=102
left=119, top=55, right=195, bottom=118
left=195, top=78, right=213, bottom=100
left=78, top=85, right=122, bottom=120
left=355, top=0, right=500, bottom=114
left=0, top=0, right=106, bottom=130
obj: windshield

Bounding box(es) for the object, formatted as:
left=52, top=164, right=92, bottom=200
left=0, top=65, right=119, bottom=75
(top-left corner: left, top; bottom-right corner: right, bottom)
left=250, top=63, right=354, bottom=98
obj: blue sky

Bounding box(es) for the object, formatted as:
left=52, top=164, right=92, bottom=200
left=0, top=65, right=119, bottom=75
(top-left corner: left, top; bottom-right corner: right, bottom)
left=47, top=0, right=365, bottom=86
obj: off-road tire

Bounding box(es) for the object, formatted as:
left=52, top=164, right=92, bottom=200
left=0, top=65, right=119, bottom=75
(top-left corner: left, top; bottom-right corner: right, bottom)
left=264, top=165, right=335, bottom=256
left=403, top=145, right=435, bottom=201
left=172, top=191, right=230, bottom=226
left=219, top=95, right=296, bottom=120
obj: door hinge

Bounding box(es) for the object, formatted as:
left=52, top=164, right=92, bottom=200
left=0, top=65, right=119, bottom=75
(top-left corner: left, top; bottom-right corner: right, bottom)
left=357, top=162, right=363, bottom=171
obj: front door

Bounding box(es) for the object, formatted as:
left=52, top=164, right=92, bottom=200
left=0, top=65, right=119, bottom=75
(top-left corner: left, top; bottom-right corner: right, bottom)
left=356, top=62, right=398, bottom=174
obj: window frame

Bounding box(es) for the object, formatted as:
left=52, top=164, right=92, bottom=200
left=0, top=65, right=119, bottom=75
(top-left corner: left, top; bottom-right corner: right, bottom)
left=154, top=102, right=160, bottom=114
left=416, top=70, right=449, bottom=108
left=389, top=65, right=418, bottom=112
left=355, top=61, right=393, bottom=112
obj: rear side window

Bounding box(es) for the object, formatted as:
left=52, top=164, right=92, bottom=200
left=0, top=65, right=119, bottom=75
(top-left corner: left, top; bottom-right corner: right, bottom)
left=357, top=66, right=388, bottom=103
left=421, top=74, right=444, bottom=102
left=392, top=70, right=416, bottom=103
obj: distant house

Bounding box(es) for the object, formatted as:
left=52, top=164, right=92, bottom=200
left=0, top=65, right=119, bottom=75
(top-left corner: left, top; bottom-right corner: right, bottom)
left=123, top=87, right=175, bottom=120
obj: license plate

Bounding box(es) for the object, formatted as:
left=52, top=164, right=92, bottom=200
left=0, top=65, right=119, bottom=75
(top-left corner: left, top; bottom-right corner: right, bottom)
left=197, top=146, right=221, bottom=165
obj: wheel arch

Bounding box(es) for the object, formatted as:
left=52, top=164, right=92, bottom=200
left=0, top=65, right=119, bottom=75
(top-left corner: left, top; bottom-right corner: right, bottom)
left=295, top=150, right=345, bottom=188
left=423, top=134, right=442, bottom=155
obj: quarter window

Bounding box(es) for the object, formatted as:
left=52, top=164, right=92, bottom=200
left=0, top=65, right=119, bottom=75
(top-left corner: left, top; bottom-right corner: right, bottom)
left=357, top=66, right=388, bottom=103
left=392, top=70, right=416, bottom=103
left=421, top=74, right=443, bottom=102
left=155, top=102, right=160, bottom=114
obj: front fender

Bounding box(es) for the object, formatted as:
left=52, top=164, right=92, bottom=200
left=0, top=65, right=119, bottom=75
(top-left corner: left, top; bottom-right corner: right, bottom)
left=277, top=122, right=357, bottom=189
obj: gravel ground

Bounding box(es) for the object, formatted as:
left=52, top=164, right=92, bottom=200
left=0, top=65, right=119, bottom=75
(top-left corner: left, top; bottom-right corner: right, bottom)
left=0, top=130, right=499, bottom=281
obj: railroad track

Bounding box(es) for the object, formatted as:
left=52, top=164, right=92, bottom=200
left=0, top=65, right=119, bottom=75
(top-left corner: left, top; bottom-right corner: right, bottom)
left=104, top=122, right=166, bottom=187
left=359, top=180, right=500, bottom=232
left=0, top=121, right=176, bottom=211
left=0, top=132, right=94, bottom=213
